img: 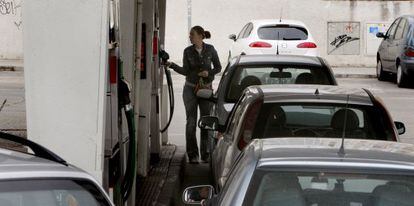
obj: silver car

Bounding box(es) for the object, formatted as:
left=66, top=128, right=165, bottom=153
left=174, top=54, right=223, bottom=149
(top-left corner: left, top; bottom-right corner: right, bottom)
left=199, top=85, right=405, bottom=190
left=183, top=138, right=414, bottom=206
left=0, top=132, right=113, bottom=206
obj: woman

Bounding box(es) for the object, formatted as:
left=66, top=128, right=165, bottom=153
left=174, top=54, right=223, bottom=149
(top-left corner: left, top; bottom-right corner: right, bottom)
left=168, top=26, right=222, bottom=164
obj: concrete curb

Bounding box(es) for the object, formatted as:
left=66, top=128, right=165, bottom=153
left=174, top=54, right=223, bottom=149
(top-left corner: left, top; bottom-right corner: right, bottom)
left=334, top=73, right=377, bottom=79
left=156, top=146, right=186, bottom=206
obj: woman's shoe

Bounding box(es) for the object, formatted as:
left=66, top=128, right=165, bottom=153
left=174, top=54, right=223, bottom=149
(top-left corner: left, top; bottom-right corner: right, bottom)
left=189, top=156, right=199, bottom=164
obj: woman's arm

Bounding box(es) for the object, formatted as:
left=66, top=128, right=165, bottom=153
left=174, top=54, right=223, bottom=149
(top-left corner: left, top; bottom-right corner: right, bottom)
left=210, top=46, right=222, bottom=75
left=170, top=50, right=189, bottom=76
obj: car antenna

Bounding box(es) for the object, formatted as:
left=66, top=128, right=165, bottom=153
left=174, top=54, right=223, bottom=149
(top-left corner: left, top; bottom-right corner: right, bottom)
left=276, top=31, right=280, bottom=55
left=338, top=94, right=350, bottom=157
left=279, top=8, right=283, bottom=22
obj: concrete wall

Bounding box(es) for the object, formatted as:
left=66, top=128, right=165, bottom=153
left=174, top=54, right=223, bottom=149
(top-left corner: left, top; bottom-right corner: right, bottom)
left=0, top=0, right=23, bottom=63
left=165, top=0, right=414, bottom=67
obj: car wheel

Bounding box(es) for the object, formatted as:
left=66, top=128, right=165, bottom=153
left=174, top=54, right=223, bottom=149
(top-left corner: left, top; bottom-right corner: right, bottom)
left=377, top=59, right=387, bottom=81
left=397, top=64, right=409, bottom=88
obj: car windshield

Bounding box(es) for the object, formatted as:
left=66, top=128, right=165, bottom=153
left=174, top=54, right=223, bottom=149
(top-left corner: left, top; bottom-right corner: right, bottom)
left=0, top=179, right=111, bottom=206
left=244, top=170, right=414, bottom=206
left=258, top=25, right=308, bottom=40
left=252, top=102, right=394, bottom=141
left=226, top=66, right=333, bottom=102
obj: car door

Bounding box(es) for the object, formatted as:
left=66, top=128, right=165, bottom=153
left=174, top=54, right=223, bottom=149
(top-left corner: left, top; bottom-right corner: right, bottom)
left=390, top=18, right=408, bottom=72
left=230, top=23, right=249, bottom=58
left=239, top=23, right=254, bottom=55
left=213, top=94, right=249, bottom=187
left=381, top=18, right=400, bottom=70
left=232, top=23, right=253, bottom=57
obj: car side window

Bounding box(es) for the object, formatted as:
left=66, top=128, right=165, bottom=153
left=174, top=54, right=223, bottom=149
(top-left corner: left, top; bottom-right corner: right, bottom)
left=395, top=18, right=407, bottom=40
left=217, top=63, right=230, bottom=94
left=386, top=18, right=400, bottom=40
left=227, top=95, right=249, bottom=139
left=237, top=24, right=249, bottom=39
left=242, top=23, right=253, bottom=39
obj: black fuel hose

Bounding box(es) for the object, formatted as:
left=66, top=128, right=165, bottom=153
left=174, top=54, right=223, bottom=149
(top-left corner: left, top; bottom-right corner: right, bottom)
left=160, top=66, right=174, bottom=133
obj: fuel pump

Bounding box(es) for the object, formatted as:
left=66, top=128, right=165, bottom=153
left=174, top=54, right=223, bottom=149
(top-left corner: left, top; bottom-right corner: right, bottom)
left=105, top=1, right=137, bottom=204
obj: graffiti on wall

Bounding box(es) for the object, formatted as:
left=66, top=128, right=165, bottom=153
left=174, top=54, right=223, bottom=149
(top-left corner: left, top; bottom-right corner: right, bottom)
left=0, top=0, right=22, bottom=30
left=328, top=22, right=360, bottom=55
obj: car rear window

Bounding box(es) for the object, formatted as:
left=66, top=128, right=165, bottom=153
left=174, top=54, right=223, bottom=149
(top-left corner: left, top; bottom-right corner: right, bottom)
left=258, top=25, right=308, bottom=40
left=0, top=179, right=111, bottom=206
left=252, top=102, right=395, bottom=141
left=244, top=170, right=414, bottom=206
left=226, top=66, right=333, bottom=102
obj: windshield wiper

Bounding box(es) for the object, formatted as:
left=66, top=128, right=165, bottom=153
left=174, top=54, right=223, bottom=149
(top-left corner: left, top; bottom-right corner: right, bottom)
left=0, top=99, right=7, bottom=113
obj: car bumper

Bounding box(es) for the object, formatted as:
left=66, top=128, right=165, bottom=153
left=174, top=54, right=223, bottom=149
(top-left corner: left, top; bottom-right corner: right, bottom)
left=401, top=58, right=414, bottom=75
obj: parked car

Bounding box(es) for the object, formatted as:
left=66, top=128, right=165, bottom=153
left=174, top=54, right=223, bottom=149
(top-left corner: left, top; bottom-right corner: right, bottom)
left=198, top=54, right=337, bottom=129
left=376, top=15, right=414, bottom=87
left=199, top=85, right=405, bottom=190
left=0, top=132, right=114, bottom=206
left=228, top=19, right=318, bottom=60
left=183, top=138, right=414, bottom=206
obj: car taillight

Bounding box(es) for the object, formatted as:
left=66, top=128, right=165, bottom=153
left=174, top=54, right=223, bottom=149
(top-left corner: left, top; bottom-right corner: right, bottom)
left=297, top=42, right=317, bottom=48
left=405, top=48, right=414, bottom=57
left=238, top=99, right=262, bottom=150
left=249, top=42, right=272, bottom=48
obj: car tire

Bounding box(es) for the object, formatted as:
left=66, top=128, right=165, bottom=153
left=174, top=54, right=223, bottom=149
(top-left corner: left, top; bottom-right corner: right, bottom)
left=397, top=64, right=409, bottom=88
left=377, top=59, right=388, bottom=81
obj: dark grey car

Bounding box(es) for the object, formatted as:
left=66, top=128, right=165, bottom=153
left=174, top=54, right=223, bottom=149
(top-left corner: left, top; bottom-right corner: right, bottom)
left=377, top=15, right=414, bottom=87
left=199, top=54, right=337, bottom=130
left=183, top=138, right=414, bottom=206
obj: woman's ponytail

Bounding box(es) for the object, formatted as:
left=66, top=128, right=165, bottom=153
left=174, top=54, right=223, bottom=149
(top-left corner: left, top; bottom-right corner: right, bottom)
left=204, top=31, right=211, bottom=39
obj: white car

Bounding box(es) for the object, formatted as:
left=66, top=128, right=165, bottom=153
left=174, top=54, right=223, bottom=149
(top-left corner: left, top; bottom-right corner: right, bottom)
left=228, top=19, right=318, bottom=60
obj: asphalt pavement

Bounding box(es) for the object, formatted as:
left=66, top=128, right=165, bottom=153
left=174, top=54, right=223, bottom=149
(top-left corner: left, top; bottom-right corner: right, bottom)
left=2, top=70, right=414, bottom=205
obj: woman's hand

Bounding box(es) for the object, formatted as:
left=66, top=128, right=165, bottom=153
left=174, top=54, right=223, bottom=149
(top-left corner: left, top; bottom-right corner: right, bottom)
left=198, top=70, right=209, bottom=78
left=165, top=61, right=173, bottom=67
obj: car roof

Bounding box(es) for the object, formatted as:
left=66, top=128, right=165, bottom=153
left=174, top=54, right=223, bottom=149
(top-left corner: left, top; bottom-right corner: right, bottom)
left=236, top=54, right=324, bottom=67
left=249, top=84, right=373, bottom=105
left=0, top=148, right=96, bottom=181
left=251, top=138, right=414, bottom=171
left=250, top=19, right=307, bottom=28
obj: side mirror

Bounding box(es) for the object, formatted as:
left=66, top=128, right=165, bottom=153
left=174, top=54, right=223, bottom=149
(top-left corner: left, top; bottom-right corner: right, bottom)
left=196, top=89, right=213, bottom=99
left=376, top=32, right=386, bottom=39
left=198, top=116, right=219, bottom=131
left=395, top=121, right=406, bottom=135
left=229, top=34, right=237, bottom=41
left=182, top=185, right=214, bottom=205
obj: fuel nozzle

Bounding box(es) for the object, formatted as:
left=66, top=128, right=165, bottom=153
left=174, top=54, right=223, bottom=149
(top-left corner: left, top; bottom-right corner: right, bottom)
left=159, top=49, right=170, bottom=65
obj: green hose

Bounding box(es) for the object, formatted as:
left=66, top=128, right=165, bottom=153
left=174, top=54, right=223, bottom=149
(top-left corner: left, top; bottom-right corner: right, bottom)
left=113, top=106, right=136, bottom=204
left=121, top=106, right=136, bottom=201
